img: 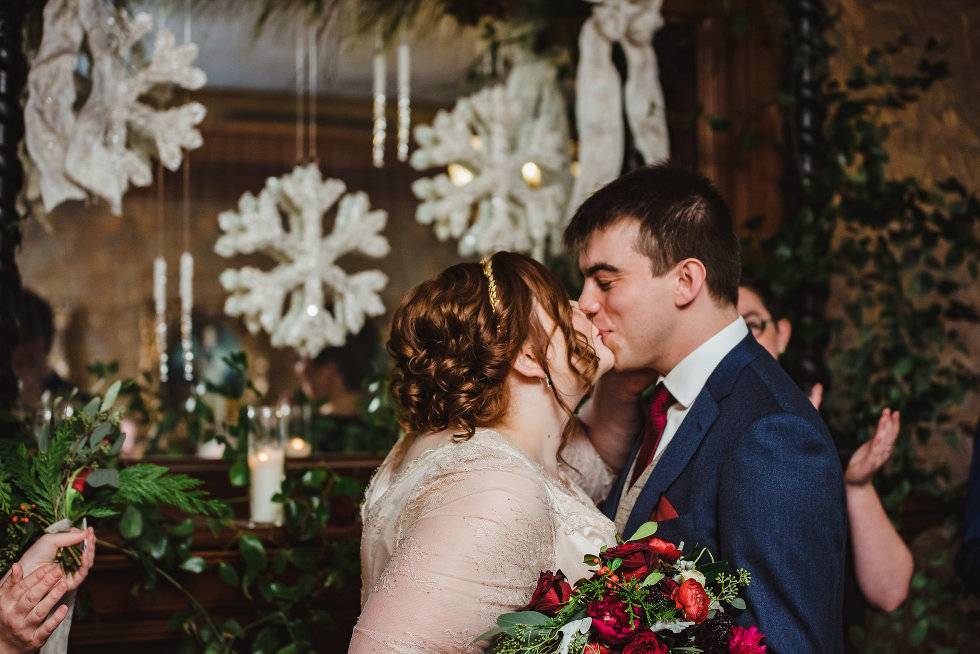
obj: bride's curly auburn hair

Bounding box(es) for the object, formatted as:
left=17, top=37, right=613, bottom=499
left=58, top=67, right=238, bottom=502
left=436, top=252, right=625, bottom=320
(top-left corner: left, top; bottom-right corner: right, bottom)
left=388, top=251, right=600, bottom=447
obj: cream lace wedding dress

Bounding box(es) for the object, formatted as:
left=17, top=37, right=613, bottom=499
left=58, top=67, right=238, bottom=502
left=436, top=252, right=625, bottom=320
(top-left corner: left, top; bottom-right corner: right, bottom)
left=349, top=429, right=616, bottom=653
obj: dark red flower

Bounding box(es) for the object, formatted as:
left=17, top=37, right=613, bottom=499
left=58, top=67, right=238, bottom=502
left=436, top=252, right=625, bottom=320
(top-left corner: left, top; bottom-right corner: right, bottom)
left=328, top=494, right=357, bottom=526
left=583, top=643, right=611, bottom=654
left=648, top=537, right=683, bottom=563
left=672, top=578, right=710, bottom=623
left=71, top=468, right=93, bottom=494
left=646, top=576, right=679, bottom=603
left=525, top=570, right=573, bottom=616
left=599, top=541, right=659, bottom=582
left=588, top=595, right=642, bottom=644
left=623, top=631, right=669, bottom=654
left=728, top=625, right=767, bottom=653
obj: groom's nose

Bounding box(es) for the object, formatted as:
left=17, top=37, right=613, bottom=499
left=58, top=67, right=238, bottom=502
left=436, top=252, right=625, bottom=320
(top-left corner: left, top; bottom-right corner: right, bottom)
left=577, top=284, right=600, bottom=319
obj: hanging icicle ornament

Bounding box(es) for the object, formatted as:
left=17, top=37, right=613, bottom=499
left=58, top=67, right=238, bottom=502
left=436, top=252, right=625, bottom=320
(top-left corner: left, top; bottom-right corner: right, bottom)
left=372, top=32, right=387, bottom=168
left=568, top=0, right=670, bottom=217
left=397, top=42, right=411, bottom=162
left=154, top=257, right=169, bottom=383
left=215, top=163, right=390, bottom=358
left=22, top=0, right=207, bottom=218
left=179, top=252, right=194, bottom=382
left=410, top=51, right=572, bottom=261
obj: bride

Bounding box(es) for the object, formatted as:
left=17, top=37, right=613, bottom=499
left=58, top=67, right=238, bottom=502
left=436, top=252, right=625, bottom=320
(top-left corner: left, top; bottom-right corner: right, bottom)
left=349, top=252, right=617, bottom=653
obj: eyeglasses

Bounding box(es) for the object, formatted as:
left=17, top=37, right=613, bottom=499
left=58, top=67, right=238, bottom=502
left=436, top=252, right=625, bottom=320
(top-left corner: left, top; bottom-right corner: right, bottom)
left=745, top=318, right=772, bottom=337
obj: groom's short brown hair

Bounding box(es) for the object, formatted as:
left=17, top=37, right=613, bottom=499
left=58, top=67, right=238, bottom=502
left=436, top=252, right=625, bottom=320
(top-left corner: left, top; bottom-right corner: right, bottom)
left=563, top=162, right=741, bottom=307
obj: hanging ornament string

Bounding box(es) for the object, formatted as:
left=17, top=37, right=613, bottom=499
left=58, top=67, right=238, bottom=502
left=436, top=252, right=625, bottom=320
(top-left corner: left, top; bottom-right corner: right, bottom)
left=396, top=40, right=410, bottom=162
left=295, top=18, right=307, bottom=163
left=307, top=27, right=318, bottom=162
left=179, top=2, right=194, bottom=382
left=372, top=28, right=386, bottom=168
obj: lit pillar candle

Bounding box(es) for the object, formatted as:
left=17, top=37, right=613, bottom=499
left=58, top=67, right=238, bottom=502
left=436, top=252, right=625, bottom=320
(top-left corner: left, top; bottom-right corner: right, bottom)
left=247, top=406, right=286, bottom=526
left=248, top=446, right=285, bottom=525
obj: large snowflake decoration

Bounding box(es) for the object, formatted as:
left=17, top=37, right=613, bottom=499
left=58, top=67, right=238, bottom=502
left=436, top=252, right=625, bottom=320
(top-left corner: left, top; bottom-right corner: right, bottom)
left=23, top=0, right=206, bottom=217
left=215, top=163, right=390, bottom=358
left=410, top=54, right=572, bottom=261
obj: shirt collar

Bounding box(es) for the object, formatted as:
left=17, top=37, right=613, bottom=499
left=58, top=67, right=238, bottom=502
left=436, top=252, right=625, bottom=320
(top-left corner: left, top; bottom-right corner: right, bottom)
left=659, top=316, right=748, bottom=409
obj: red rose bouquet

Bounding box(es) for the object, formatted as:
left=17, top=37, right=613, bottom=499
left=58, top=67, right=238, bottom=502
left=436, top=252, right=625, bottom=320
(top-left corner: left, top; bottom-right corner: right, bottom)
left=479, top=522, right=764, bottom=654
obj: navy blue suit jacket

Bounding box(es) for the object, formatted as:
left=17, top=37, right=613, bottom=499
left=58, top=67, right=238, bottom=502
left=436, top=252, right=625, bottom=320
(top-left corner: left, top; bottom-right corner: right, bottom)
left=604, top=336, right=846, bottom=653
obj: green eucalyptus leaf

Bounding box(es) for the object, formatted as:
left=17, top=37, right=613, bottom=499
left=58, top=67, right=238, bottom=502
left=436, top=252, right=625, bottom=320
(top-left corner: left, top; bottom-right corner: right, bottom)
left=627, top=521, right=658, bottom=542
left=86, top=468, right=120, bottom=488
left=89, top=422, right=113, bottom=448
left=610, top=558, right=622, bottom=572
left=641, top=571, right=665, bottom=586
left=120, top=503, right=143, bottom=539
left=82, top=397, right=101, bottom=421
left=730, top=597, right=746, bottom=610
left=100, top=380, right=122, bottom=412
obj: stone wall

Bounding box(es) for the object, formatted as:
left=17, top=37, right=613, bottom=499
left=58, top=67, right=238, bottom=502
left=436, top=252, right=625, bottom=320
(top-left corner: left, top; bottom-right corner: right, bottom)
left=831, top=0, right=980, bottom=485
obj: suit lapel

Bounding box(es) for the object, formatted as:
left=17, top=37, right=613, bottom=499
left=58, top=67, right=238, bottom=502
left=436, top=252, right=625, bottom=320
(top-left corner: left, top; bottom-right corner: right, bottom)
left=624, top=335, right=761, bottom=536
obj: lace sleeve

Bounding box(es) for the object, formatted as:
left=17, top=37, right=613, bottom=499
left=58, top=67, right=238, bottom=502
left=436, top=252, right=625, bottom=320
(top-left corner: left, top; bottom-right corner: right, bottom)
left=349, top=466, right=556, bottom=654
left=561, top=431, right=616, bottom=503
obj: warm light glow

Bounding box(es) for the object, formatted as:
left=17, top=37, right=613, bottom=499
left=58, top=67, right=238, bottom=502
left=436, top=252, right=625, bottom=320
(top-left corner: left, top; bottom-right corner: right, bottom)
left=257, top=450, right=269, bottom=463
left=470, top=134, right=483, bottom=150
left=290, top=438, right=306, bottom=450
left=571, top=160, right=581, bottom=178
left=521, top=161, right=542, bottom=189
left=306, top=304, right=319, bottom=316
left=448, top=163, right=474, bottom=186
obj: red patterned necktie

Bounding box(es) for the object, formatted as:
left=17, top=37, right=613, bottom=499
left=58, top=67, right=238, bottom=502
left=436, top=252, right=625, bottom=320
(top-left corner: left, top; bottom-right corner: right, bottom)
left=630, top=383, right=675, bottom=487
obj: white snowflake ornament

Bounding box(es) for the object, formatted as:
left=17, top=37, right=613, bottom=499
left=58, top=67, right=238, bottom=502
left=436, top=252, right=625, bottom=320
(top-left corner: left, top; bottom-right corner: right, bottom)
left=410, top=53, right=572, bottom=261
left=23, top=0, right=206, bottom=216
left=215, top=163, right=390, bottom=358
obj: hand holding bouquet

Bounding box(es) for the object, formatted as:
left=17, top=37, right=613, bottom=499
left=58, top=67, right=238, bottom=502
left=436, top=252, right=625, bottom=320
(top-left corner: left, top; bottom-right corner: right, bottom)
left=480, top=522, right=765, bottom=654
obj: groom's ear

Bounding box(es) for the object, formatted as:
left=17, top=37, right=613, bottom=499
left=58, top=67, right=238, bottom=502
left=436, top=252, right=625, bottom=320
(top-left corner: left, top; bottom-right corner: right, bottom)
left=674, top=258, right=707, bottom=307
left=512, top=342, right=547, bottom=381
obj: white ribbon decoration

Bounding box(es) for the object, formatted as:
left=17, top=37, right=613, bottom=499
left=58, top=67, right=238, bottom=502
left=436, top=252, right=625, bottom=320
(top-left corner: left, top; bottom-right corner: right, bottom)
left=569, top=0, right=669, bottom=217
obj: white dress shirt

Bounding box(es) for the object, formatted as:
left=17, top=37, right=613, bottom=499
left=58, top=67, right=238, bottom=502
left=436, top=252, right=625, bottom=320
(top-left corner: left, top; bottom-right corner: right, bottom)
left=652, top=316, right=749, bottom=463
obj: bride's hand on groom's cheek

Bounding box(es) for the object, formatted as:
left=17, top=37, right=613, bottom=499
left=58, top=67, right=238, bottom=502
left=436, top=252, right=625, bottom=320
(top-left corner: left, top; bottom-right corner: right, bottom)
left=596, top=368, right=659, bottom=399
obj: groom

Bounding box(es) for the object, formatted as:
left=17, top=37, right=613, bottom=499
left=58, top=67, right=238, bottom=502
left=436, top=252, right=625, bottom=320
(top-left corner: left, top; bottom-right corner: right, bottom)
left=564, top=163, right=846, bottom=653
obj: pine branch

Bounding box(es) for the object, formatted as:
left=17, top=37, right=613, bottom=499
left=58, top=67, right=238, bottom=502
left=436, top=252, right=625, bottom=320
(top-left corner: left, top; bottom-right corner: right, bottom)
left=116, top=465, right=226, bottom=517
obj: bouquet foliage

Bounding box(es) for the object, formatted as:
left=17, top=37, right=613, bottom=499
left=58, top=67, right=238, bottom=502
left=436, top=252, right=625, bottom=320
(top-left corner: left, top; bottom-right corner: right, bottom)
left=0, top=381, right=227, bottom=577
left=481, top=522, right=765, bottom=654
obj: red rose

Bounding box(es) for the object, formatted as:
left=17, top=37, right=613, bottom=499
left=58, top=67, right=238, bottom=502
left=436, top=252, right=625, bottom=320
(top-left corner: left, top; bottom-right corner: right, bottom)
left=588, top=595, right=642, bottom=644
left=728, top=625, right=767, bottom=654
left=648, top=537, right=682, bottom=563
left=672, top=578, right=710, bottom=623
left=71, top=468, right=93, bottom=494
left=600, top=541, right=659, bottom=582
left=524, top=570, right=573, bottom=616
left=583, top=643, right=611, bottom=654
left=623, top=632, right=669, bottom=654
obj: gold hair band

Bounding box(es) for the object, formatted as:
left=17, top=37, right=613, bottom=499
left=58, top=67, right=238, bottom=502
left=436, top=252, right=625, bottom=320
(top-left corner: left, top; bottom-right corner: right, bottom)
left=481, top=257, right=499, bottom=315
